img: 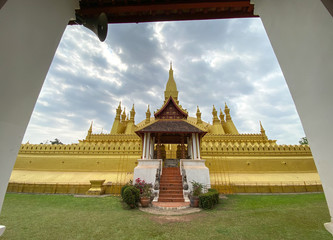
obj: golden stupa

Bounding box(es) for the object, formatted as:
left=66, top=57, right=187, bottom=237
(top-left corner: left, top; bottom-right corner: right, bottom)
left=8, top=64, right=321, bottom=195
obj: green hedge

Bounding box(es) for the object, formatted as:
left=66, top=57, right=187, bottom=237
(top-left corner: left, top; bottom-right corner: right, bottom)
left=121, top=185, right=130, bottom=199
left=199, top=189, right=219, bottom=209
left=208, top=188, right=219, bottom=205
left=122, top=186, right=140, bottom=209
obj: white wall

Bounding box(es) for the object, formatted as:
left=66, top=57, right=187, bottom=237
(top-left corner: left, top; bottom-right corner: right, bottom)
left=0, top=0, right=77, bottom=233
left=252, top=0, right=333, bottom=234
left=0, top=0, right=333, bottom=236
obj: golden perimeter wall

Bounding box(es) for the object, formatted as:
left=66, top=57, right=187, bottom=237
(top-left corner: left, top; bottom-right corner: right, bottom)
left=8, top=136, right=321, bottom=194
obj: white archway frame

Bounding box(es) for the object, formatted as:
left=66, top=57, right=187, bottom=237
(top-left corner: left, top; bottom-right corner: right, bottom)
left=0, top=0, right=332, bottom=235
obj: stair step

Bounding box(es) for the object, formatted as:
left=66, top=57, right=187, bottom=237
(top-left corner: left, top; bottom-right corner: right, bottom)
left=159, top=189, right=183, bottom=193
left=160, top=176, right=182, bottom=179
left=160, top=188, right=183, bottom=191
left=159, top=194, right=184, bottom=198
left=158, top=198, right=184, bottom=202
left=159, top=180, right=182, bottom=184
left=160, top=184, right=183, bottom=188
left=158, top=167, right=184, bottom=202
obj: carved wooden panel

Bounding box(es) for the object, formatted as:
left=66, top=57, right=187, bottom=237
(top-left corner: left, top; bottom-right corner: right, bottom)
left=156, top=101, right=186, bottom=120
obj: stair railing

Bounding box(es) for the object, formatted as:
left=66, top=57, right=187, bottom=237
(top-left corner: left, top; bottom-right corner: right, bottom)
left=180, top=160, right=190, bottom=202
left=152, top=159, right=162, bottom=202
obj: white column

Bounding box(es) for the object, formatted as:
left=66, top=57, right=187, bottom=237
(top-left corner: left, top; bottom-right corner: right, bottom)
left=252, top=0, right=333, bottom=234
left=0, top=0, right=78, bottom=233
left=196, top=133, right=201, bottom=159
left=146, top=133, right=151, bottom=159
left=142, top=133, right=147, bottom=159
left=150, top=137, right=155, bottom=159
left=191, top=133, right=197, bottom=159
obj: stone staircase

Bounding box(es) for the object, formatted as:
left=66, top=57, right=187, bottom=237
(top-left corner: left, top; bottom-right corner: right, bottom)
left=158, top=167, right=184, bottom=202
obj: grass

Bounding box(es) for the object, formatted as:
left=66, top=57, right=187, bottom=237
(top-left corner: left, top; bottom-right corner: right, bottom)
left=0, top=193, right=331, bottom=240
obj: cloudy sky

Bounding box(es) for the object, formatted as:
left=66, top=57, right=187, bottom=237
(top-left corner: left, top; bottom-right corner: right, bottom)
left=22, top=18, right=305, bottom=145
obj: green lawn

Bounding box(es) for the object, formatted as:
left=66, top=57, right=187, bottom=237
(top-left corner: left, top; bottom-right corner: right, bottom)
left=0, top=193, right=331, bottom=240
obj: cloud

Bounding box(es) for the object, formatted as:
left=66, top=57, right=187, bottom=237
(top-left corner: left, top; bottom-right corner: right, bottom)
left=23, top=18, right=305, bottom=145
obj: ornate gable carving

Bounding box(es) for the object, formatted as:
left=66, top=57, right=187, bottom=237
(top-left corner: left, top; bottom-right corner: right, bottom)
left=155, top=97, right=187, bottom=120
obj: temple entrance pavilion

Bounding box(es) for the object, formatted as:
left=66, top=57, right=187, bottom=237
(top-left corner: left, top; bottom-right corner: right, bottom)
left=136, top=120, right=206, bottom=161
left=133, top=96, right=211, bottom=202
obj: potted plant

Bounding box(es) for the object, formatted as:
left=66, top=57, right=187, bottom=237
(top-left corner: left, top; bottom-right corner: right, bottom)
left=134, top=178, right=152, bottom=208
left=190, top=181, right=203, bottom=207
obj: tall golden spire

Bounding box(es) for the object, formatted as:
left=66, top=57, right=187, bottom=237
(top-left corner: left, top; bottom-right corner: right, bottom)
left=219, top=108, right=225, bottom=123
left=212, top=105, right=219, bottom=124
left=115, top=102, right=122, bottom=120
left=224, top=102, right=231, bottom=121
left=121, top=107, right=126, bottom=122
left=223, top=102, right=239, bottom=134
left=111, top=102, right=122, bottom=134
left=164, top=62, right=179, bottom=102
left=211, top=105, right=225, bottom=134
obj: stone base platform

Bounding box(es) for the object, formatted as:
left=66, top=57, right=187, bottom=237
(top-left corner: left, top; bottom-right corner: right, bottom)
left=152, top=201, right=190, bottom=210
left=140, top=202, right=201, bottom=216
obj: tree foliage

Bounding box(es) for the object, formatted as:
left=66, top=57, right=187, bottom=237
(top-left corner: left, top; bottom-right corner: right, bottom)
left=50, top=138, right=63, bottom=145
left=299, top=137, right=308, bottom=145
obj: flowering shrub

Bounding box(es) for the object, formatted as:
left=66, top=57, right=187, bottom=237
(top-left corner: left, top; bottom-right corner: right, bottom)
left=191, top=181, right=203, bottom=197
left=134, top=178, right=152, bottom=198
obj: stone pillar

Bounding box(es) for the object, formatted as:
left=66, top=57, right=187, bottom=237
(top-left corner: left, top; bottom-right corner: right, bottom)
left=181, top=134, right=186, bottom=159
left=156, top=134, right=161, bottom=159
left=187, top=137, right=192, bottom=159
left=0, top=0, right=78, bottom=235
left=252, top=0, right=333, bottom=234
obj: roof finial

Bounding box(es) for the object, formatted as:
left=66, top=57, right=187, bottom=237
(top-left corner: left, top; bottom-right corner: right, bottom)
left=170, top=61, right=172, bottom=70
left=260, top=121, right=264, bottom=131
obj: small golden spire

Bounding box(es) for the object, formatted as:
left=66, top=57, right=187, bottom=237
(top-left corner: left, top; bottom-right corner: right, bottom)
left=145, top=105, right=151, bottom=124
left=87, top=121, right=93, bottom=140
left=196, top=106, right=202, bottom=124
left=212, top=105, right=217, bottom=114
left=219, top=108, right=225, bottom=122
left=260, top=121, right=265, bottom=131
left=260, top=121, right=266, bottom=137
left=130, top=104, right=136, bottom=121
